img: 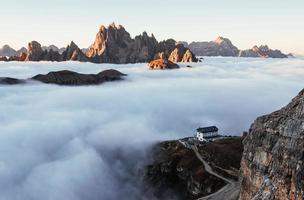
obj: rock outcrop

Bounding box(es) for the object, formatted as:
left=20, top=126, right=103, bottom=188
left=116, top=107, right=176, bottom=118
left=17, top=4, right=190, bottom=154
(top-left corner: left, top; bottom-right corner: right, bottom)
left=0, top=69, right=126, bottom=86
left=25, top=41, right=45, bottom=61
left=31, top=69, right=126, bottom=85
left=240, top=90, right=304, bottom=200
left=61, top=41, right=88, bottom=62
left=148, top=59, right=179, bottom=70
left=0, top=77, right=26, bottom=85
left=239, top=45, right=288, bottom=58
left=168, top=44, right=198, bottom=63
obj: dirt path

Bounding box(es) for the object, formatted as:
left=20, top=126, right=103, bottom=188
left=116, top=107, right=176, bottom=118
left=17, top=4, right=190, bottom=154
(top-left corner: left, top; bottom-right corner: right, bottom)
left=190, top=145, right=240, bottom=200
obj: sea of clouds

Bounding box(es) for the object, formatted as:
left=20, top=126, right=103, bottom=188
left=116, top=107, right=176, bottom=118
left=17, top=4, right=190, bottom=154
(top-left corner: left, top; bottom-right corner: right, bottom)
left=0, top=57, right=304, bottom=200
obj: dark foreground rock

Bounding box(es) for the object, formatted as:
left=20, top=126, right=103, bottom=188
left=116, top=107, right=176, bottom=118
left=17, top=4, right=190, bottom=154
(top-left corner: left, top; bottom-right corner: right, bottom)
left=0, top=69, right=126, bottom=86
left=240, top=89, right=304, bottom=200
left=144, top=137, right=243, bottom=200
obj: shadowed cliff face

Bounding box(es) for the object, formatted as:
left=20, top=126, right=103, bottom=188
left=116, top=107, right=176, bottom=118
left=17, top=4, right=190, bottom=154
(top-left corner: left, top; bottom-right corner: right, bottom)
left=240, top=89, right=304, bottom=200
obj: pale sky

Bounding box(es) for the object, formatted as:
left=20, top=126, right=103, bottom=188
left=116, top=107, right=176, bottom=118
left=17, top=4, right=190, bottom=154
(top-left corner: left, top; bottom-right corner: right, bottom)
left=1, top=0, right=303, bottom=54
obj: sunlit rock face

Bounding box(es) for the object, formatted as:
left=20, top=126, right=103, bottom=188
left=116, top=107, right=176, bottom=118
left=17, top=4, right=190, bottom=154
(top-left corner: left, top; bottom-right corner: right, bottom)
left=148, top=59, right=179, bottom=70
left=168, top=44, right=198, bottom=63
left=85, top=23, right=198, bottom=64
left=240, top=89, right=304, bottom=200
left=61, top=41, right=88, bottom=62
left=25, top=41, right=45, bottom=61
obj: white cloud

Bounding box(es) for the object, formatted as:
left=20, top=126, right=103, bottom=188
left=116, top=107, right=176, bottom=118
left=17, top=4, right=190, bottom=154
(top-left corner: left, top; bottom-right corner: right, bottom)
left=0, top=57, right=304, bottom=199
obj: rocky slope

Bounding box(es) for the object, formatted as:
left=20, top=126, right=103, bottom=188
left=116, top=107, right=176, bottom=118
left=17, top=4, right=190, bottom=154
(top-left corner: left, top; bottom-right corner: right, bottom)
left=183, top=37, right=288, bottom=58
left=240, top=90, right=304, bottom=200
left=0, top=69, right=126, bottom=86
left=144, top=137, right=243, bottom=200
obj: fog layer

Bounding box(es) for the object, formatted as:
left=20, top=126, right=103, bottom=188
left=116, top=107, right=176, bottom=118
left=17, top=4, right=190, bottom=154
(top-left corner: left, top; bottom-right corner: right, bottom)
left=0, top=57, right=304, bottom=199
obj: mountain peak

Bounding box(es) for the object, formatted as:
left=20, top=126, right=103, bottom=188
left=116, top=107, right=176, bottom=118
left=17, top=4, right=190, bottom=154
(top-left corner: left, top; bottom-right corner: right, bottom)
left=214, top=36, right=230, bottom=45
left=108, top=22, right=124, bottom=30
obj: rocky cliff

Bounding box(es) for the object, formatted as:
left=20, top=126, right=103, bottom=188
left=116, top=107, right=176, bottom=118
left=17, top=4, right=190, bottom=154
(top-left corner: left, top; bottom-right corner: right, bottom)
left=240, top=90, right=304, bottom=200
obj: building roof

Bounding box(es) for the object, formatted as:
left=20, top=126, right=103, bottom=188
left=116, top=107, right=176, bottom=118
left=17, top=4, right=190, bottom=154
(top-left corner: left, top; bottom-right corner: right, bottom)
left=197, top=126, right=218, bottom=133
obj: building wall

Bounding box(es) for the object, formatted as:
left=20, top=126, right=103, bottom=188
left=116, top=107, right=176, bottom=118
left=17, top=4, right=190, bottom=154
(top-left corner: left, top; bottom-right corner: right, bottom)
left=196, top=131, right=218, bottom=141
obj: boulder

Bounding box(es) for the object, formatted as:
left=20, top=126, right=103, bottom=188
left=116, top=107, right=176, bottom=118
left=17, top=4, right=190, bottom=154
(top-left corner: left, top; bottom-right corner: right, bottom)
left=148, top=59, right=179, bottom=70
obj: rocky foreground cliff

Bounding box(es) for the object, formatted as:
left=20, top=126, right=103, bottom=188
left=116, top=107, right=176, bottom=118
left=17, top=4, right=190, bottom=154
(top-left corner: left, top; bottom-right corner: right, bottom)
left=240, top=90, right=304, bottom=200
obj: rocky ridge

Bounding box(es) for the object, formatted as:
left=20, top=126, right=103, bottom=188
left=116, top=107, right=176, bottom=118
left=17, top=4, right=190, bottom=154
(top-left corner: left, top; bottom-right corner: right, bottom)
left=1, top=23, right=197, bottom=64
left=183, top=37, right=288, bottom=58
left=0, top=69, right=126, bottom=86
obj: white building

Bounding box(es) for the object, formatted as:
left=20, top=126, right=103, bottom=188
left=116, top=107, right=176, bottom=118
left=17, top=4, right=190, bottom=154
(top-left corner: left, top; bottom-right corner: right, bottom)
left=196, top=126, right=219, bottom=142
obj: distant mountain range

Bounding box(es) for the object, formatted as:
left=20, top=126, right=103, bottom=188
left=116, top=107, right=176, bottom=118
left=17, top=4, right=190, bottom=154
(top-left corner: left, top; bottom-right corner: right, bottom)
left=0, top=23, right=197, bottom=63
left=0, top=23, right=291, bottom=63
left=181, top=36, right=290, bottom=58
left=0, top=45, right=27, bottom=57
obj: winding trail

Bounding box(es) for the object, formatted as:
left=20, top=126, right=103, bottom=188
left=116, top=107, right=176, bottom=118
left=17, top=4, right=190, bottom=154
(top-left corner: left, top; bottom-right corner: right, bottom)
left=190, top=145, right=240, bottom=200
